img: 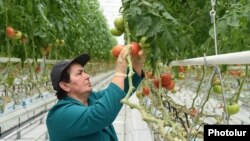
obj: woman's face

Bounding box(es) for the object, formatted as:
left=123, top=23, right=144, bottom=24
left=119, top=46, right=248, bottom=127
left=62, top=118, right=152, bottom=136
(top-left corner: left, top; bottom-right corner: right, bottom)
left=67, top=63, right=92, bottom=95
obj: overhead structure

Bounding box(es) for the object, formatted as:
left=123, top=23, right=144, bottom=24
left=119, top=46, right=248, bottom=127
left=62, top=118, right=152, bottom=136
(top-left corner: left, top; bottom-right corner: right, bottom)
left=169, top=51, right=250, bottom=66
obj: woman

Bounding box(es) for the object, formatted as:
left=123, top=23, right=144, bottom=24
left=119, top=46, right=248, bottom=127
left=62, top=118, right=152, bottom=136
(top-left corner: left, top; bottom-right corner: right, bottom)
left=46, top=46, right=145, bottom=141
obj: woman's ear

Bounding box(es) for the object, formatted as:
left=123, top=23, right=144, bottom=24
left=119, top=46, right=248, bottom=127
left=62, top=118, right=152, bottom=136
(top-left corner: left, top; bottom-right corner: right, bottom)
left=59, top=82, right=70, bottom=92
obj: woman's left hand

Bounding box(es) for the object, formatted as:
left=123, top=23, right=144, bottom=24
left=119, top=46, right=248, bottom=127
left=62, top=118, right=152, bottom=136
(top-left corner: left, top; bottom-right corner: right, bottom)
left=131, top=48, right=145, bottom=76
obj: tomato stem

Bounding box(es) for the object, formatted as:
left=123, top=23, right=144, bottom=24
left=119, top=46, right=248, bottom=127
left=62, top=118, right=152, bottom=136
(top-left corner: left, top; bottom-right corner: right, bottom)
left=191, top=66, right=205, bottom=108
left=234, top=65, right=248, bottom=103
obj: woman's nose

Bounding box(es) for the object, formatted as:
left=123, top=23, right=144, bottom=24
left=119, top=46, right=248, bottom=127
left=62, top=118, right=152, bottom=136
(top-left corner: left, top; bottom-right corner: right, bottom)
left=84, top=73, right=90, bottom=79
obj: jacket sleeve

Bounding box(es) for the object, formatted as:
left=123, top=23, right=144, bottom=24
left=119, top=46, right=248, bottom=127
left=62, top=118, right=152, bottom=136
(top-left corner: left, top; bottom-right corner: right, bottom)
left=90, top=69, right=144, bottom=100
left=124, top=69, right=145, bottom=94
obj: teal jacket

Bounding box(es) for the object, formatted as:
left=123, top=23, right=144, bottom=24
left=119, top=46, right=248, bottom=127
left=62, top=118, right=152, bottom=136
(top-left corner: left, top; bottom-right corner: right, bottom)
left=46, top=72, right=144, bottom=141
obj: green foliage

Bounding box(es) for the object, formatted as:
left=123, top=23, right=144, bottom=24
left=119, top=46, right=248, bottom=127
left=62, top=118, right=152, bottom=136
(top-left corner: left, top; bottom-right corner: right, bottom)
left=121, top=0, right=250, bottom=69
left=0, top=0, right=116, bottom=61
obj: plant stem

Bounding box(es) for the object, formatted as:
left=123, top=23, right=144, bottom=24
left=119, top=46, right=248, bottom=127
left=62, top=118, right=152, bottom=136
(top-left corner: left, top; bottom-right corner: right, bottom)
left=235, top=65, right=248, bottom=103
left=191, top=66, right=205, bottom=107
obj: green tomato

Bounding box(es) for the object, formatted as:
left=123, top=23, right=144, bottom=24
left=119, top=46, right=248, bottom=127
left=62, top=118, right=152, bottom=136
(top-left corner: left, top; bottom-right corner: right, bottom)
left=110, top=28, right=123, bottom=36
left=213, top=84, right=222, bottom=94
left=178, top=73, right=185, bottom=80
left=59, top=39, right=65, bottom=46
left=114, top=16, right=124, bottom=31
left=212, top=77, right=221, bottom=85
left=13, top=31, right=22, bottom=40
left=225, top=103, right=240, bottom=116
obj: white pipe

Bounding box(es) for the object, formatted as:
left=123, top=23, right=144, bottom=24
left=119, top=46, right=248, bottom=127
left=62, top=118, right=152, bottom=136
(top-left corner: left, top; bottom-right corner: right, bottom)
left=0, top=57, right=99, bottom=64
left=169, top=51, right=250, bottom=66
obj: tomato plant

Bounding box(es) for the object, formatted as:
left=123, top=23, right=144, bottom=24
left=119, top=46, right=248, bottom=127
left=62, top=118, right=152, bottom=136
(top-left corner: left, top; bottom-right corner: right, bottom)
left=1, top=0, right=116, bottom=61
left=120, top=0, right=250, bottom=140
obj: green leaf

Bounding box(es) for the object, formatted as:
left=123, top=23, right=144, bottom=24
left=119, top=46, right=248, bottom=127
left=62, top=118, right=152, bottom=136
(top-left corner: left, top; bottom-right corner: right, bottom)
left=37, top=3, right=52, bottom=27
left=226, top=14, right=240, bottom=27
left=136, top=16, right=152, bottom=36
left=146, top=19, right=163, bottom=37
left=162, top=12, right=177, bottom=24
left=140, top=0, right=152, bottom=7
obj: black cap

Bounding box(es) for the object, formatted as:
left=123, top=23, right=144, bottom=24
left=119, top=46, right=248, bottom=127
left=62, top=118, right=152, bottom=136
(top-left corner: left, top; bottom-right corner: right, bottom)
left=50, top=54, right=90, bottom=91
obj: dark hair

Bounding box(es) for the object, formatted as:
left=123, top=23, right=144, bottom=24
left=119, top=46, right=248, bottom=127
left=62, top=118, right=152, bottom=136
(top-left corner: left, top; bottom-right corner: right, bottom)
left=56, top=67, right=70, bottom=99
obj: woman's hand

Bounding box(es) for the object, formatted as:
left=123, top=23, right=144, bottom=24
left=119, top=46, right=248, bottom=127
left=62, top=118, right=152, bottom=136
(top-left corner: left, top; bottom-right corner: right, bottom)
left=115, top=45, right=145, bottom=76
left=112, top=46, right=130, bottom=90
left=131, top=49, right=145, bottom=76
left=115, top=46, right=130, bottom=75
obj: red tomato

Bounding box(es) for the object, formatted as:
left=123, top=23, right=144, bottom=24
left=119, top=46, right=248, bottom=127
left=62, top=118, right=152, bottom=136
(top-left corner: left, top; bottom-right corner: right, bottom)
left=35, top=66, right=41, bottom=73
left=236, top=70, right=242, bottom=76
left=229, top=70, right=236, bottom=76
left=146, top=71, right=153, bottom=79
left=160, top=73, right=172, bottom=86
left=142, top=87, right=150, bottom=96
left=189, top=108, right=198, bottom=117
left=130, top=42, right=141, bottom=56
left=153, top=78, right=160, bottom=88
left=165, top=80, right=175, bottom=90
left=178, top=66, right=185, bottom=73
left=111, top=45, right=124, bottom=58
left=6, top=27, right=15, bottom=38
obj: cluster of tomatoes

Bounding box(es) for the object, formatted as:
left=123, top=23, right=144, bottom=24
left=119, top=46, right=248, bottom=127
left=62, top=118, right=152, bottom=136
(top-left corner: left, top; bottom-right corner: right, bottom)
left=110, top=16, right=124, bottom=37
left=212, top=75, right=222, bottom=94
left=111, top=42, right=141, bottom=58
left=6, top=26, right=25, bottom=41
left=141, top=71, right=176, bottom=97
left=229, top=69, right=243, bottom=77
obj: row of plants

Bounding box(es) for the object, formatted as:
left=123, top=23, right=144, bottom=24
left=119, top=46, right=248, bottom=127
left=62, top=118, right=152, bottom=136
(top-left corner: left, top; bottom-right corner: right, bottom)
left=0, top=61, right=115, bottom=113
left=0, top=0, right=120, bottom=113
left=0, top=0, right=117, bottom=61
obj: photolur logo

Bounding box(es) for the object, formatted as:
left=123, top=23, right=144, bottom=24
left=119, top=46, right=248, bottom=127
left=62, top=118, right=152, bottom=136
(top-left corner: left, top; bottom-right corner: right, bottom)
left=208, top=129, right=247, bottom=136
left=204, top=125, right=250, bottom=141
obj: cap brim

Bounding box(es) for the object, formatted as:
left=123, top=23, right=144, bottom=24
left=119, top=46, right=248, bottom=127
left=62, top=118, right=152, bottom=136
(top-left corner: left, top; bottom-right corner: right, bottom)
left=71, top=54, right=90, bottom=67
